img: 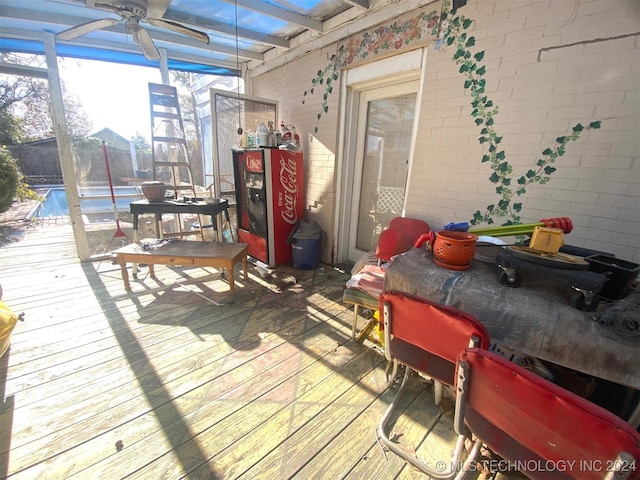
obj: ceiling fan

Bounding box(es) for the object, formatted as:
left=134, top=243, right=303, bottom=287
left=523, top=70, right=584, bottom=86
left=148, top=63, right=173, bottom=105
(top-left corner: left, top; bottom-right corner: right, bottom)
left=57, top=0, right=210, bottom=61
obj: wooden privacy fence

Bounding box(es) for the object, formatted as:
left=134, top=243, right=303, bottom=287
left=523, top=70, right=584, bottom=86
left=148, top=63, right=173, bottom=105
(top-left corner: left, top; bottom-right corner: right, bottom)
left=8, top=144, right=152, bottom=185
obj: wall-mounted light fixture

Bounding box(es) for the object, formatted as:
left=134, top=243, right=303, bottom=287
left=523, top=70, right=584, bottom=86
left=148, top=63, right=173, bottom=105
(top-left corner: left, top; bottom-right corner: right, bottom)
left=453, top=0, right=468, bottom=12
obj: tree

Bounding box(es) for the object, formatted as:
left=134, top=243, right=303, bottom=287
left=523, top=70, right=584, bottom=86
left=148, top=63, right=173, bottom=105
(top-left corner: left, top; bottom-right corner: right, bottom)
left=0, top=53, right=92, bottom=142
left=17, top=80, right=91, bottom=141
left=0, top=147, right=39, bottom=214
left=0, top=53, right=47, bottom=144
left=0, top=110, right=22, bottom=145
left=0, top=53, right=86, bottom=211
left=130, top=132, right=151, bottom=154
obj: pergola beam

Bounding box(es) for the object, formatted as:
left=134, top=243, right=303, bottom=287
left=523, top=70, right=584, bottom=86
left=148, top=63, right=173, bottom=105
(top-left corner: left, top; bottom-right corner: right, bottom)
left=0, top=61, right=48, bottom=78
left=43, top=32, right=91, bottom=262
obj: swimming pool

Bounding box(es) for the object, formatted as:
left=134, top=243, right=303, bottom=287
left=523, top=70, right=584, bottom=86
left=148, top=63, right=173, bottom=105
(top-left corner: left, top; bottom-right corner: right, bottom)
left=29, top=186, right=144, bottom=222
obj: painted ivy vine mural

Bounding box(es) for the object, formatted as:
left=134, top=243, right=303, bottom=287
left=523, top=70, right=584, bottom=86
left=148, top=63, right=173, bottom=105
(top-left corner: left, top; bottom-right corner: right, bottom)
left=439, top=5, right=602, bottom=226
left=302, top=7, right=443, bottom=133
left=302, top=0, right=602, bottom=227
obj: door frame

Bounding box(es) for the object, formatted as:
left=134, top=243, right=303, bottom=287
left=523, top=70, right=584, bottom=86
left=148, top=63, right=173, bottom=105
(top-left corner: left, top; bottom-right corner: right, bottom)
left=334, top=48, right=427, bottom=263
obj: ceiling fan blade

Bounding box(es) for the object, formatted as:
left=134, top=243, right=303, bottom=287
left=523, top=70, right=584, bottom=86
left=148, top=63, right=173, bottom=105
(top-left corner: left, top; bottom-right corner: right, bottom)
left=146, top=18, right=210, bottom=44
left=146, top=0, right=172, bottom=20
left=134, top=27, right=160, bottom=61
left=57, top=18, right=120, bottom=40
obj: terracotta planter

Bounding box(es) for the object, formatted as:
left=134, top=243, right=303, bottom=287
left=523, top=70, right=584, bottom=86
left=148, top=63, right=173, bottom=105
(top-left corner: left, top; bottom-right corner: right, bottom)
left=141, top=181, right=166, bottom=203
left=433, top=230, right=478, bottom=271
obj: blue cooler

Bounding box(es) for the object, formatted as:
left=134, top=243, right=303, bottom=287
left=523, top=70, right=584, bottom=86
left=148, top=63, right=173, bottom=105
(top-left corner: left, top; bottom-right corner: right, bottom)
left=291, top=220, right=322, bottom=269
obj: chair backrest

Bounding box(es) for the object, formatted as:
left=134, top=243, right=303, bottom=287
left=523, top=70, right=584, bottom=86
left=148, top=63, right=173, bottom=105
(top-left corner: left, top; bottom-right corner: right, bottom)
left=375, top=217, right=430, bottom=262
left=379, top=291, right=490, bottom=386
left=375, top=228, right=407, bottom=262
left=388, top=217, right=430, bottom=252
left=456, top=348, right=640, bottom=480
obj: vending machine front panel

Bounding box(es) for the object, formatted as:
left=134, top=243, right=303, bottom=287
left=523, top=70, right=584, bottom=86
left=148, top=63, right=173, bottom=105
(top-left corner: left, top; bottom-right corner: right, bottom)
left=265, top=149, right=304, bottom=266
left=233, top=150, right=269, bottom=264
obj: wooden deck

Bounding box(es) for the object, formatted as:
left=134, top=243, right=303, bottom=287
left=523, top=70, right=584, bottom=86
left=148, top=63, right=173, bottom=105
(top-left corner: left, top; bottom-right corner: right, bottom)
left=0, top=222, right=520, bottom=479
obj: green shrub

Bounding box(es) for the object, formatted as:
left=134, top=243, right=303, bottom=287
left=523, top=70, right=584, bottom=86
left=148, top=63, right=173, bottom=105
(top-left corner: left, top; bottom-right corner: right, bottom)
left=0, top=147, right=39, bottom=214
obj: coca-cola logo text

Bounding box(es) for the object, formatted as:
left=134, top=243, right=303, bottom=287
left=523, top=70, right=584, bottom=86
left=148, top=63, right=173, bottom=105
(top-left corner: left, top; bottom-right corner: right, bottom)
left=245, top=153, right=263, bottom=173
left=279, top=156, right=298, bottom=224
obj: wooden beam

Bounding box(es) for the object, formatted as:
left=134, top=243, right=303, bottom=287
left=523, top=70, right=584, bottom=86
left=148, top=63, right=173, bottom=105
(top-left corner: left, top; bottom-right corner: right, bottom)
left=0, top=62, right=48, bottom=79
left=342, top=0, right=370, bottom=10
left=219, top=0, right=324, bottom=32
left=251, top=0, right=439, bottom=77
left=162, top=11, right=289, bottom=48
left=159, top=48, right=170, bottom=85
left=43, top=32, right=91, bottom=262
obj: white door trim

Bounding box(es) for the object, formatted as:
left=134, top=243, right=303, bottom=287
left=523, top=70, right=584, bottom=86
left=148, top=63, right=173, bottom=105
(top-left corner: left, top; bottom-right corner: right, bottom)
left=334, top=48, right=426, bottom=263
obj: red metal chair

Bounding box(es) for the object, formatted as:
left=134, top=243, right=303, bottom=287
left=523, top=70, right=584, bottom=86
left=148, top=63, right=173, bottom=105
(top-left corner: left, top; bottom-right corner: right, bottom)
left=374, top=227, right=406, bottom=264
left=454, top=348, right=640, bottom=480
left=388, top=216, right=430, bottom=253
left=377, top=291, right=490, bottom=478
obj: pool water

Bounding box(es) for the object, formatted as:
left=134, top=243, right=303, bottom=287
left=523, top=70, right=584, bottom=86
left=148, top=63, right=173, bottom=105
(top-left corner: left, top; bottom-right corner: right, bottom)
left=29, top=187, right=144, bottom=221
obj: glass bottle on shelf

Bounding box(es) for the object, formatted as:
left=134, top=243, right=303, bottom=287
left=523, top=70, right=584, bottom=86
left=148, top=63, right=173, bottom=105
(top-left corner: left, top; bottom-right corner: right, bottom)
left=267, top=121, right=276, bottom=147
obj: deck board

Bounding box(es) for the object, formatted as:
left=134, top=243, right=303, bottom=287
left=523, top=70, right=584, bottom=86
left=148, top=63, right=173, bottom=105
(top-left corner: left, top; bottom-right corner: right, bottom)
left=0, top=222, right=523, bottom=479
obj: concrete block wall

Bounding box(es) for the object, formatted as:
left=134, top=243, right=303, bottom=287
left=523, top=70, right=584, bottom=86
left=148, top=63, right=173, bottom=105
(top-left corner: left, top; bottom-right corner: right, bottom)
left=410, top=0, right=639, bottom=261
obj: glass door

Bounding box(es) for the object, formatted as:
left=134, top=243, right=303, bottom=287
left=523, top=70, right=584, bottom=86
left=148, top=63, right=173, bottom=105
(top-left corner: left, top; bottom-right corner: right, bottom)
left=347, top=83, right=417, bottom=261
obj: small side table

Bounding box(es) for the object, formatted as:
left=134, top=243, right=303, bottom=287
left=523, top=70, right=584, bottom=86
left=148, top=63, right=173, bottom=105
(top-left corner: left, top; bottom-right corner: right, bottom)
left=129, top=199, right=232, bottom=243
left=113, top=240, right=248, bottom=292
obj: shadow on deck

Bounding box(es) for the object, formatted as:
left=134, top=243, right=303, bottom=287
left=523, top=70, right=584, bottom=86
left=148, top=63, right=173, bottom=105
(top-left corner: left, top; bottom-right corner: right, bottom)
left=0, top=223, right=522, bottom=479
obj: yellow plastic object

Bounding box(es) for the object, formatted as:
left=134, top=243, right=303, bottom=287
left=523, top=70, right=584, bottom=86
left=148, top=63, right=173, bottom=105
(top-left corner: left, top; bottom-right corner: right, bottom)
left=529, top=226, right=564, bottom=254
left=0, top=301, right=19, bottom=357
left=373, top=310, right=384, bottom=346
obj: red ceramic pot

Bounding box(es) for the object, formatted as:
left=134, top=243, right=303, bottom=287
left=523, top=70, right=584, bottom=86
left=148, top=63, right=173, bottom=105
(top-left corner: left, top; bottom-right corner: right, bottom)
left=433, top=230, right=478, bottom=271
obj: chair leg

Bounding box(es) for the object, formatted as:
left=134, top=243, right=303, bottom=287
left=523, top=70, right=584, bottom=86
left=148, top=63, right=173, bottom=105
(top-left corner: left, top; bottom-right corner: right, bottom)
left=385, top=359, right=398, bottom=388
left=377, top=367, right=466, bottom=479
left=351, top=304, right=358, bottom=340
left=434, top=380, right=443, bottom=406
left=351, top=304, right=377, bottom=343
left=453, top=437, right=482, bottom=480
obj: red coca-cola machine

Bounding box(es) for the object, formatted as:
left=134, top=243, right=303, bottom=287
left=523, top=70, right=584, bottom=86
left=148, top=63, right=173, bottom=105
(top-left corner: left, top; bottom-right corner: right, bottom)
left=232, top=148, right=304, bottom=267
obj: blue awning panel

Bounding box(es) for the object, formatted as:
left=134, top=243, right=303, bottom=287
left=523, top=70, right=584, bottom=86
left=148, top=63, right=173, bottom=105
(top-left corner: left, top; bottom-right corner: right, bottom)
left=0, top=38, right=234, bottom=75
left=0, top=0, right=361, bottom=73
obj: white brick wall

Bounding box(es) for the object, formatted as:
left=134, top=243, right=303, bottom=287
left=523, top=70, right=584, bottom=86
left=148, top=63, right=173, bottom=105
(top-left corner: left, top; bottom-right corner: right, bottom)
left=251, top=0, right=640, bottom=263
left=410, top=0, right=639, bottom=261
left=251, top=48, right=339, bottom=263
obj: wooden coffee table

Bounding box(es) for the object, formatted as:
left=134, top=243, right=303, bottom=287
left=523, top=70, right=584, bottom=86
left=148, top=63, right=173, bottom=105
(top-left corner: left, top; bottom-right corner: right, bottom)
left=113, top=239, right=249, bottom=292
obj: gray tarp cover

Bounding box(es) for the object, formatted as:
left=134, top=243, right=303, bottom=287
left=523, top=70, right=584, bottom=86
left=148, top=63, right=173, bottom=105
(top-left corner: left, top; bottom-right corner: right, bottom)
left=384, top=247, right=639, bottom=390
